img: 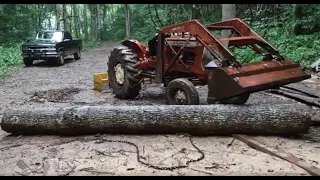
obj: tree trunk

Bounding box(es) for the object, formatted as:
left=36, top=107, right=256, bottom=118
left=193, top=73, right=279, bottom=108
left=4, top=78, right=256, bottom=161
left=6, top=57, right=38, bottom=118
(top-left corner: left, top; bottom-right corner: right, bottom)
left=191, top=4, right=197, bottom=20
left=199, top=4, right=206, bottom=23
left=222, top=4, right=236, bottom=38
left=72, top=4, right=79, bottom=38
left=1, top=104, right=312, bottom=136
left=37, top=5, right=42, bottom=31
left=164, top=4, right=168, bottom=20
left=96, top=4, right=101, bottom=40
left=55, top=4, right=60, bottom=30
left=101, top=4, right=107, bottom=40
left=48, top=18, right=52, bottom=30
left=83, top=4, right=88, bottom=41
left=90, top=5, right=96, bottom=40
left=222, top=4, right=236, bottom=20
left=62, top=4, right=68, bottom=31
left=124, top=4, right=131, bottom=39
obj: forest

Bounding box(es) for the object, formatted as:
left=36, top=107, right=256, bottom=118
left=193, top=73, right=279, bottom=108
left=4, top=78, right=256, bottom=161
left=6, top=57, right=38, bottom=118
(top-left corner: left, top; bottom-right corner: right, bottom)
left=0, top=4, right=319, bottom=75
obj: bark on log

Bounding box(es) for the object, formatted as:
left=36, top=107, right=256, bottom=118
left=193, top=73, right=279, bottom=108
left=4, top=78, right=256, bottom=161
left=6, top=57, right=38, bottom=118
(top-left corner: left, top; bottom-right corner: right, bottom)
left=43, top=158, right=59, bottom=176
left=266, top=88, right=320, bottom=126
left=0, top=104, right=312, bottom=136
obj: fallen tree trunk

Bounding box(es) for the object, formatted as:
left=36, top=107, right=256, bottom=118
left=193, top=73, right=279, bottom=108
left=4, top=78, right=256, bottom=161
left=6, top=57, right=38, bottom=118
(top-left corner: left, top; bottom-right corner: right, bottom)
left=0, top=104, right=312, bottom=136
left=266, top=88, right=320, bottom=126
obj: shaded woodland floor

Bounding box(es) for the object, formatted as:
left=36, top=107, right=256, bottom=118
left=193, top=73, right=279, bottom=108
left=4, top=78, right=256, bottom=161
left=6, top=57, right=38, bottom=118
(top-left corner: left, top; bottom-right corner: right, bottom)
left=0, top=42, right=319, bottom=176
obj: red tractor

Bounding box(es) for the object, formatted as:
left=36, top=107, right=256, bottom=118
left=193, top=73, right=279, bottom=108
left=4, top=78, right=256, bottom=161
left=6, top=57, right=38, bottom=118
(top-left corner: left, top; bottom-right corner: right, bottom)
left=107, top=18, right=311, bottom=105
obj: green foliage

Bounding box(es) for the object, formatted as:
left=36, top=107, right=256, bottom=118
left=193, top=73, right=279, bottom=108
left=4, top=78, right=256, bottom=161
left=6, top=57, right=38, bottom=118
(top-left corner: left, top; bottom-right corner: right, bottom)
left=0, top=3, right=320, bottom=76
left=102, top=4, right=320, bottom=66
left=82, top=40, right=102, bottom=51
left=0, top=4, right=53, bottom=45
left=0, top=44, right=22, bottom=76
left=235, top=22, right=320, bottom=65
left=0, top=45, right=22, bottom=67
left=268, top=31, right=320, bottom=66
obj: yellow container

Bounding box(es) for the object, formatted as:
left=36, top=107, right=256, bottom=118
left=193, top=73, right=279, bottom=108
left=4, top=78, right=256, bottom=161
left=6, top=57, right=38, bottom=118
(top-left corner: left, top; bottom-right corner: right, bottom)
left=93, top=72, right=109, bottom=91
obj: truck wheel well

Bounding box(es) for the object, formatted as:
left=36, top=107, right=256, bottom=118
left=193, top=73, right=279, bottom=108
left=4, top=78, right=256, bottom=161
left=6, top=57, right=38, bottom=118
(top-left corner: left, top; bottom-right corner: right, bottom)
left=58, top=48, right=64, bottom=53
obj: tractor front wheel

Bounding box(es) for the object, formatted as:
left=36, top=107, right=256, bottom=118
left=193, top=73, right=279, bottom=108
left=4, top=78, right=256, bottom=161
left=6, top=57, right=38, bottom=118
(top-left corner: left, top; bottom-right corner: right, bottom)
left=108, top=46, right=142, bottom=99
left=165, top=78, right=199, bottom=105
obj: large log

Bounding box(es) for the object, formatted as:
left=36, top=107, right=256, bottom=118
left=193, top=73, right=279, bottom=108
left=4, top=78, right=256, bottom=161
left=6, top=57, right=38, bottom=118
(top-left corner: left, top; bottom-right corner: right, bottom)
left=0, top=104, right=313, bottom=136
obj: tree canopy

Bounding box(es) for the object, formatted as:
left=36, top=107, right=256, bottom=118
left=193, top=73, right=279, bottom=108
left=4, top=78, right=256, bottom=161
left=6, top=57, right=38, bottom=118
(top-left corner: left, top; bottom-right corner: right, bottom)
left=0, top=4, right=319, bottom=73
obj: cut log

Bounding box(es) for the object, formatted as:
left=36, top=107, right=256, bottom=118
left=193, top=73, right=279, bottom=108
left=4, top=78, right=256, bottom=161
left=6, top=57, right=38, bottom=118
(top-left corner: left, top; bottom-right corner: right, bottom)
left=266, top=88, right=320, bottom=126
left=0, top=104, right=312, bottom=136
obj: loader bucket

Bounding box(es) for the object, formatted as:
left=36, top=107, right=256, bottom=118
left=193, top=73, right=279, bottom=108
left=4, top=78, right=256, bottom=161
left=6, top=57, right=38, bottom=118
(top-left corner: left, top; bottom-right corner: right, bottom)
left=207, top=60, right=311, bottom=101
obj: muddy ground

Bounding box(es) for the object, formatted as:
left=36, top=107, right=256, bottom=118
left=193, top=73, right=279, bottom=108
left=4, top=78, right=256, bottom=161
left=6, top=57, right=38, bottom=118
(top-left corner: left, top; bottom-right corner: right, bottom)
left=0, top=42, right=320, bottom=176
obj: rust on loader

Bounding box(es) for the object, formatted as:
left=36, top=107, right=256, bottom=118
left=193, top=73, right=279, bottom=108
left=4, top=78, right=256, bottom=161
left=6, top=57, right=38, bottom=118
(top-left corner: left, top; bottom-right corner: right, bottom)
left=103, top=18, right=310, bottom=105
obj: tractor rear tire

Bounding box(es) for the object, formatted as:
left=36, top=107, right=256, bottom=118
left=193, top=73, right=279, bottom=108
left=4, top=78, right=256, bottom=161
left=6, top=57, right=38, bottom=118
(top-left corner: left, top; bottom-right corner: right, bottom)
left=165, top=78, right=199, bottom=105
left=108, top=46, right=142, bottom=99
left=208, top=93, right=250, bottom=105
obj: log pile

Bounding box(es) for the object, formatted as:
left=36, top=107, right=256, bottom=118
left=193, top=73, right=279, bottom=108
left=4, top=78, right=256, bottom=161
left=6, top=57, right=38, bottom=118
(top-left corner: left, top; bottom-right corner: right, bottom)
left=0, top=104, right=312, bottom=136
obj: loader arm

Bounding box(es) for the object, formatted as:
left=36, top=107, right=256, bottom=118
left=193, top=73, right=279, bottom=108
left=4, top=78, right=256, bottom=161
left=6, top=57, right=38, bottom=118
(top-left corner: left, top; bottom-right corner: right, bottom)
left=207, top=18, right=281, bottom=57
left=160, top=20, right=236, bottom=63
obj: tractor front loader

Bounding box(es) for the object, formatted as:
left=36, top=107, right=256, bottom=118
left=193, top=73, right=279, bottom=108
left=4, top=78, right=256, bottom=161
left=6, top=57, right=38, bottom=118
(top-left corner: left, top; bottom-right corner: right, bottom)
left=106, top=18, right=311, bottom=105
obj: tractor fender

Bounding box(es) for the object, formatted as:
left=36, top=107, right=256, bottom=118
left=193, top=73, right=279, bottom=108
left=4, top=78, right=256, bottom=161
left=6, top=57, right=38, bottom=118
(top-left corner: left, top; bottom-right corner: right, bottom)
left=121, top=40, right=146, bottom=57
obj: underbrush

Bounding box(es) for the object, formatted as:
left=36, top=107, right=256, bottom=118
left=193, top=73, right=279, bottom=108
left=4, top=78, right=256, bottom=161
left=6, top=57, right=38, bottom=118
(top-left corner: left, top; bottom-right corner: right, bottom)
left=82, top=40, right=102, bottom=51
left=0, top=44, right=22, bottom=76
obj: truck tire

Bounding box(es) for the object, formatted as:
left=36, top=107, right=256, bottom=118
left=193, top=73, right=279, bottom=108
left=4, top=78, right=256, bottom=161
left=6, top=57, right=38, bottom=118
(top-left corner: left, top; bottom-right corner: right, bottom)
left=55, top=51, right=65, bottom=66
left=207, top=93, right=250, bottom=105
left=23, top=58, right=33, bottom=67
left=165, top=78, right=200, bottom=105
left=108, top=46, right=142, bottom=99
left=74, top=47, right=81, bottom=60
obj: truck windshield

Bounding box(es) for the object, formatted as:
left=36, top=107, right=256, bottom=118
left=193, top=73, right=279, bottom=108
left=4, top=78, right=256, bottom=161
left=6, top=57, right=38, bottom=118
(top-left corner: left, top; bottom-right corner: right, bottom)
left=36, top=31, right=62, bottom=42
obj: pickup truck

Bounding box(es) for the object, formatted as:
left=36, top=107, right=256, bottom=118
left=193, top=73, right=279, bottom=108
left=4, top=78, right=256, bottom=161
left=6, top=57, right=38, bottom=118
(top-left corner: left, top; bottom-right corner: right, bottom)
left=21, top=30, right=82, bottom=66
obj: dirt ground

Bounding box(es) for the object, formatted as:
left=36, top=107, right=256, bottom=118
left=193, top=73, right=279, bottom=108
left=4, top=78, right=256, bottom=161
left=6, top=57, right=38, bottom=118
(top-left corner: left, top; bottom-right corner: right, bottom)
left=0, top=42, right=320, bottom=176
